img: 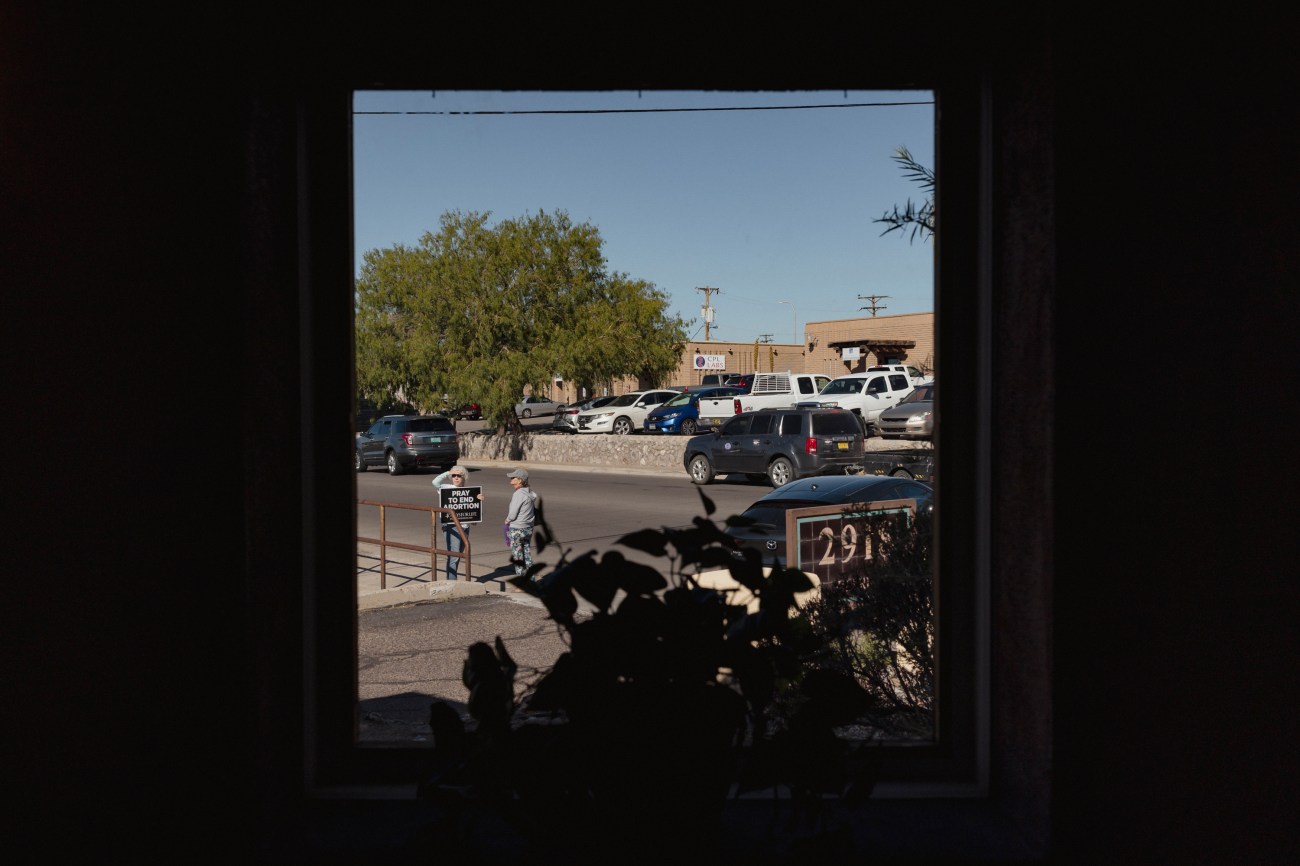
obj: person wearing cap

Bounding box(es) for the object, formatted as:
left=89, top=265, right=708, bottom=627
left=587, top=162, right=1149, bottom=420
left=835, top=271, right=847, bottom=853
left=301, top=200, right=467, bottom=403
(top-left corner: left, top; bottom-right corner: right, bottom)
left=432, top=465, right=482, bottom=581
left=504, top=468, right=539, bottom=578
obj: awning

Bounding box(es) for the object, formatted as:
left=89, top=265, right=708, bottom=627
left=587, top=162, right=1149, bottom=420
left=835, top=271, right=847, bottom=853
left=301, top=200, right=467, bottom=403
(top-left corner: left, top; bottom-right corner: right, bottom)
left=825, top=338, right=916, bottom=350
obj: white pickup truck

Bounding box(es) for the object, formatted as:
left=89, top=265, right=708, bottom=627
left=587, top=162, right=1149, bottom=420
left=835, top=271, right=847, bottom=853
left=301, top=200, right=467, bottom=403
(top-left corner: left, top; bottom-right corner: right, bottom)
left=805, top=368, right=918, bottom=436
left=695, top=371, right=831, bottom=430
left=864, top=364, right=933, bottom=388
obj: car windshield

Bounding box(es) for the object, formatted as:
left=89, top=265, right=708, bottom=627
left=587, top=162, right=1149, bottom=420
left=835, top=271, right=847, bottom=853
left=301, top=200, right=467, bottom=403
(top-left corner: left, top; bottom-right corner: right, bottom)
left=609, top=394, right=638, bottom=407
left=900, top=384, right=934, bottom=404
left=662, top=393, right=692, bottom=408
left=820, top=378, right=863, bottom=395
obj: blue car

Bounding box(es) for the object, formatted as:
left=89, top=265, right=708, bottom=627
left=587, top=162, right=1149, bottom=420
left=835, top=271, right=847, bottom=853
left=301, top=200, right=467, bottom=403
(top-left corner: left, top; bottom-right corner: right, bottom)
left=643, top=386, right=745, bottom=435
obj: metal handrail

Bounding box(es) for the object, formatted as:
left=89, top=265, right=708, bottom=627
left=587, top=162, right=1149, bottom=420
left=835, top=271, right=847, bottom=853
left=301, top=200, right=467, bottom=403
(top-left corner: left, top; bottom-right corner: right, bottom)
left=356, top=499, right=472, bottom=589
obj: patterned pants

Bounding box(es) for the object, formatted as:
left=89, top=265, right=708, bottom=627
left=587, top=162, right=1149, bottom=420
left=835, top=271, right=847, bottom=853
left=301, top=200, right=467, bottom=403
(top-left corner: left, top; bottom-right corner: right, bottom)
left=507, top=526, right=533, bottom=576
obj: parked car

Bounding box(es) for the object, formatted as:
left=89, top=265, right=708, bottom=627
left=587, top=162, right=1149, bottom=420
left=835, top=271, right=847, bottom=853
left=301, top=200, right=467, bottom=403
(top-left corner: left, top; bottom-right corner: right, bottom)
left=577, top=389, right=679, bottom=435
left=643, top=386, right=745, bottom=435
left=514, top=395, right=564, bottom=418
left=354, top=414, right=459, bottom=475
left=808, top=370, right=914, bottom=436
left=877, top=382, right=935, bottom=440
left=682, top=405, right=866, bottom=487
left=695, top=372, right=753, bottom=390
left=723, top=474, right=934, bottom=567
left=436, top=395, right=482, bottom=420
left=553, top=395, right=616, bottom=433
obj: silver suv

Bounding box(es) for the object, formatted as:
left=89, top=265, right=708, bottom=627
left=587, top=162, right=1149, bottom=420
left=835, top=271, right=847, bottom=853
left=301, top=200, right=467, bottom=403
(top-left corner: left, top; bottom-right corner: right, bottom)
left=354, top=414, right=459, bottom=475
left=682, top=406, right=866, bottom=487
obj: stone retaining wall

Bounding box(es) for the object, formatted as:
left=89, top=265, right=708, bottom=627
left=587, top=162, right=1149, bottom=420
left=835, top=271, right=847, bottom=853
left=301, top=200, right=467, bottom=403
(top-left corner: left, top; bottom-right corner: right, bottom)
left=459, top=430, right=689, bottom=471
left=458, top=430, right=931, bottom=472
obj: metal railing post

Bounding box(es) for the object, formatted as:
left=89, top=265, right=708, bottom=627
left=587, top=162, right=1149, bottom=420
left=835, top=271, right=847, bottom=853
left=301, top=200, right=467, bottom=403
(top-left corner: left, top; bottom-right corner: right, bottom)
left=357, top=499, right=477, bottom=589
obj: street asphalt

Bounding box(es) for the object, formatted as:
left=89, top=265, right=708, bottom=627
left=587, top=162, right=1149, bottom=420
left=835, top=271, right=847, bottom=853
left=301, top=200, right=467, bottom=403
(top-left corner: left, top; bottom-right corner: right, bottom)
left=357, top=455, right=680, bottom=610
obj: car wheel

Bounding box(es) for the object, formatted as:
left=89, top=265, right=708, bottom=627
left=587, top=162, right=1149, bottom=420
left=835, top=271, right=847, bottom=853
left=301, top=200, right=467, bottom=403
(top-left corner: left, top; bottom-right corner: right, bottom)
left=612, top=416, right=633, bottom=435
left=688, top=454, right=714, bottom=485
left=767, top=457, right=794, bottom=487
left=386, top=452, right=403, bottom=476
left=354, top=450, right=367, bottom=472
left=890, top=468, right=914, bottom=479
left=865, top=421, right=880, bottom=438
left=522, top=408, right=532, bottom=418
left=680, top=418, right=697, bottom=435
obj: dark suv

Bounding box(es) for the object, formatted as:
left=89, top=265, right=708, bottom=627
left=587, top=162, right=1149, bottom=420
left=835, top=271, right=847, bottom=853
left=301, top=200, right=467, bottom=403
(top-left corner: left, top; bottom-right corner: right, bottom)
left=355, top=414, right=459, bottom=475
left=682, top=406, right=866, bottom=487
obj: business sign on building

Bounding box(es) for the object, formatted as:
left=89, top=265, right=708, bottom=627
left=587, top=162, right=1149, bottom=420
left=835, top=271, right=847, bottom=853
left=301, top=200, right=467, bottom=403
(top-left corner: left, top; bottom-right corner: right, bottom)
left=841, top=346, right=861, bottom=361
left=439, top=486, right=483, bottom=525
left=787, top=499, right=918, bottom=584
left=693, top=353, right=726, bottom=371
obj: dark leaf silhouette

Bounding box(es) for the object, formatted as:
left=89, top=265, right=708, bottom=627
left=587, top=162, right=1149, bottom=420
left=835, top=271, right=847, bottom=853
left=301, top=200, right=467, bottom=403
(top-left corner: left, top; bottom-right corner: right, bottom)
left=422, top=501, right=934, bottom=855
left=616, top=528, right=669, bottom=556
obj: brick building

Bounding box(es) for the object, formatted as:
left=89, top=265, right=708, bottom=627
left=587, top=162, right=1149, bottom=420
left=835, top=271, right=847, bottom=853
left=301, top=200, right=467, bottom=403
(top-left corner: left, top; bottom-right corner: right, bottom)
left=545, top=310, right=935, bottom=405
left=804, top=311, right=935, bottom=379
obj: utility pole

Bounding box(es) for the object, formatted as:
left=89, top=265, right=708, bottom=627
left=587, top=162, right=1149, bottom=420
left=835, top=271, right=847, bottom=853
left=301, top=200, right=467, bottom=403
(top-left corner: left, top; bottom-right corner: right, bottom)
left=757, top=334, right=774, bottom=344
left=858, top=293, right=890, bottom=317
left=696, top=286, right=719, bottom=341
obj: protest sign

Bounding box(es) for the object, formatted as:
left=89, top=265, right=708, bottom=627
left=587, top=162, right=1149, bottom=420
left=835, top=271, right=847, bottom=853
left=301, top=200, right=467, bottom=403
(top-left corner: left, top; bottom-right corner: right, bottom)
left=438, top=486, right=483, bottom=525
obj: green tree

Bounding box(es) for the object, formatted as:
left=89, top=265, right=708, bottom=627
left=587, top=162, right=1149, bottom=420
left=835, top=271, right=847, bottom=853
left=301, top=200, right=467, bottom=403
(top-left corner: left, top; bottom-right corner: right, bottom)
left=874, top=145, right=935, bottom=244
left=355, top=209, right=689, bottom=431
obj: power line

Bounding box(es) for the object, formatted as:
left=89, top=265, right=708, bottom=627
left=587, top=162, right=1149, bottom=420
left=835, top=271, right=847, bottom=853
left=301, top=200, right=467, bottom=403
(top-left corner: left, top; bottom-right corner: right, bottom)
left=355, top=100, right=934, bottom=116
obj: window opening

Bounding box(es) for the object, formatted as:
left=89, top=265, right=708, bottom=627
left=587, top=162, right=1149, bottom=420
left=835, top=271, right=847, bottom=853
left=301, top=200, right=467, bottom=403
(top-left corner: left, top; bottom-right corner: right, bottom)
left=338, top=88, right=982, bottom=795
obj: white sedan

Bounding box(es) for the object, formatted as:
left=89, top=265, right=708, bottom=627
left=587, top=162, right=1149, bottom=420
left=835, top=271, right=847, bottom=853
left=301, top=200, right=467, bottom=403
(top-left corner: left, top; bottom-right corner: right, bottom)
left=514, top=395, right=564, bottom=418
left=576, top=389, right=679, bottom=435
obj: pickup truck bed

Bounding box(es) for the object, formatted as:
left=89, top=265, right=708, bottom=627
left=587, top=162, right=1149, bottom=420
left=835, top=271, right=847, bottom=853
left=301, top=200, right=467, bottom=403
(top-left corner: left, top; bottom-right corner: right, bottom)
left=860, top=448, right=935, bottom=482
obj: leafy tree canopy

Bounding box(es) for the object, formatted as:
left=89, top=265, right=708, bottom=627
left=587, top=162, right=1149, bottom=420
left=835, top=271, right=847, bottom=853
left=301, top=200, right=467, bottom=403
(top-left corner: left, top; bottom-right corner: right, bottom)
left=356, top=210, right=689, bottom=430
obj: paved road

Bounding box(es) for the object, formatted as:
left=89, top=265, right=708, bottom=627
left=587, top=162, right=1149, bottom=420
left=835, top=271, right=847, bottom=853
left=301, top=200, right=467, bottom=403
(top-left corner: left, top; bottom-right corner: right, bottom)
left=357, top=461, right=766, bottom=588
left=356, top=463, right=770, bottom=744
left=358, top=594, right=566, bottom=744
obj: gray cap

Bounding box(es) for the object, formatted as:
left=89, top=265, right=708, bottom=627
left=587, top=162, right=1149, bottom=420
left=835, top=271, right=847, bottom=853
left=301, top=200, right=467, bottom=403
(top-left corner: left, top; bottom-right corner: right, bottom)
left=506, top=468, right=529, bottom=480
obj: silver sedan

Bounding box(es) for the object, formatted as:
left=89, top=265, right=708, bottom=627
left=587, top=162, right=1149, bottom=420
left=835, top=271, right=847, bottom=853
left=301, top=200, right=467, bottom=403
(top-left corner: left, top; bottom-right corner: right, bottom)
left=514, top=395, right=564, bottom=418
left=877, top=382, right=934, bottom=440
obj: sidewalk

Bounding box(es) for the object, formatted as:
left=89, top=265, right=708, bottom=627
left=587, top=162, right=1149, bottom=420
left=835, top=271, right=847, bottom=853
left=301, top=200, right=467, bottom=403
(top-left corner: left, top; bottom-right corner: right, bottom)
left=356, top=541, right=527, bottom=610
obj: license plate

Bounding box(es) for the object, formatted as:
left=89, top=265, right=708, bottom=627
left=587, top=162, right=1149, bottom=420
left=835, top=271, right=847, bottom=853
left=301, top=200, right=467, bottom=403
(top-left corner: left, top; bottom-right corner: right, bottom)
left=837, top=441, right=848, bottom=450
left=427, top=436, right=442, bottom=444
left=648, top=424, right=657, bottom=430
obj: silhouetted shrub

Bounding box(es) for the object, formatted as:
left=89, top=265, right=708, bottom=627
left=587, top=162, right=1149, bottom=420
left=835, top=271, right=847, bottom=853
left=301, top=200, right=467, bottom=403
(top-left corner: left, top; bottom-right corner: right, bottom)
left=798, top=510, right=934, bottom=739
left=419, top=490, right=883, bottom=855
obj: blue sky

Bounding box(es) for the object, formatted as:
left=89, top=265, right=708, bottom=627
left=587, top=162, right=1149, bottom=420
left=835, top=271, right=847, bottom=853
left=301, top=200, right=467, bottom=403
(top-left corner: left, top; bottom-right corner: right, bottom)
left=352, top=90, right=934, bottom=345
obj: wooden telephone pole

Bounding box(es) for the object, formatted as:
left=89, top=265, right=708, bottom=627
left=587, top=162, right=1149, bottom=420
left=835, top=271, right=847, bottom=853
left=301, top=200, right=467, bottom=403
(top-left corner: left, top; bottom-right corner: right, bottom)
left=697, top=286, right=719, bottom=341
left=858, top=293, right=890, bottom=317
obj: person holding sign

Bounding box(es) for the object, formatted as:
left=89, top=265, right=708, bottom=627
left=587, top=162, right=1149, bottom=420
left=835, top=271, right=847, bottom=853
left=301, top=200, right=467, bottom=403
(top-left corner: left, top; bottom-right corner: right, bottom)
left=432, top=465, right=483, bottom=581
